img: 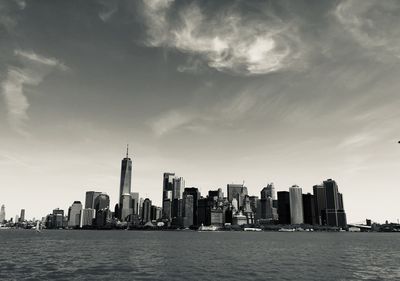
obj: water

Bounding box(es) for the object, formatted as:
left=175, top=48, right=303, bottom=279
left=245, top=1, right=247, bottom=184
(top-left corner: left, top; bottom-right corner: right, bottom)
left=1, top=230, right=399, bottom=280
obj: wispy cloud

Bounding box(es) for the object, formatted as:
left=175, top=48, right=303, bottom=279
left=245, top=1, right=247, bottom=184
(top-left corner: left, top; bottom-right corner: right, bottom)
left=150, top=110, right=195, bottom=136
left=335, top=0, right=400, bottom=59
left=1, top=50, right=67, bottom=136
left=97, top=0, right=118, bottom=22
left=141, top=1, right=304, bottom=75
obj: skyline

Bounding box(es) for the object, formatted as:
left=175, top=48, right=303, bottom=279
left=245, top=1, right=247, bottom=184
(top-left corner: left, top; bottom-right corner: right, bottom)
left=1, top=0, right=400, bottom=223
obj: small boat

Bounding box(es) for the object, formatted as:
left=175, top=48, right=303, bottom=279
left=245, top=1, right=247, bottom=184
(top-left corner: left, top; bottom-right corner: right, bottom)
left=278, top=228, right=295, bottom=232
left=244, top=227, right=262, bottom=232
left=198, top=224, right=219, bottom=231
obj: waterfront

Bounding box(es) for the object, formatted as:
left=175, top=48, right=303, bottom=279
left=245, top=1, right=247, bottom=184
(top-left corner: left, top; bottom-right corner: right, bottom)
left=1, top=231, right=399, bottom=280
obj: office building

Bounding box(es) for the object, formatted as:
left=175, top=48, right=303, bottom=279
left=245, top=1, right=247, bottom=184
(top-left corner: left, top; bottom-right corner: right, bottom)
left=227, top=184, right=248, bottom=206
left=85, top=191, right=101, bottom=209
left=19, top=209, right=25, bottom=222
left=162, top=172, right=175, bottom=220
left=80, top=208, right=95, bottom=227
left=261, top=183, right=276, bottom=200
left=324, top=179, right=347, bottom=228
left=182, top=194, right=194, bottom=228
left=183, top=187, right=200, bottom=226
left=142, top=198, right=152, bottom=223
left=0, top=205, right=5, bottom=223
left=313, top=184, right=326, bottom=225
left=68, top=201, right=82, bottom=228
left=289, top=185, right=304, bottom=224
left=94, top=193, right=110, bottom=211
left=131, top=192, right=139, bottom=215
left=302, top=193, right=317, bottom=225
left=277, top=191, right=290, bottom=224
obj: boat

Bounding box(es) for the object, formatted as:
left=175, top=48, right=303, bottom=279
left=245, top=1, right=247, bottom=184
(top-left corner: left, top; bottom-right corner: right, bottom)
left=243, top=227, right=262, bottom=232
left=278, top=228, right=295, bottom=232
left=35, top=221, right=41, bottom=232
left=198, top=224, right=219, bottom=231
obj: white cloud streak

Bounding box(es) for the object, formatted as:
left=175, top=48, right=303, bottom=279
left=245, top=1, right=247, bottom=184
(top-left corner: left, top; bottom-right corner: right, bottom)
left=142, top=0, right=303, bottom=75
left=335, top=0, right=400, bottom=59
left=1, top=50, right=66, bottom=136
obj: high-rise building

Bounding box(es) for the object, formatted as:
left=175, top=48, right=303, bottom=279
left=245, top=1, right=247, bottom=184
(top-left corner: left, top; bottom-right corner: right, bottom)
left=52, top=208, right=64, bottom=229
left=183, top=187, right=200, bottom=226
left=302, top=193, right=317, bottom=225
left=94, top=193, right=110, bottom=211
left=119, top=146, right=132, bottom=220
left=0, top=205, right=5, bottom=223
left=289, top=185, right=304, bottom=224
left=277, top=191, right=290, bottom=224
left=313, top=184, right=326, bottom=225
left=261, top=183, right=276, bottom=200
left=131, top=192, right=139, bottom=215
left=172, top=177, right=185, bottom=200
left=142, top=198, right=152, bottom=223
left=162, top=172, right=175, bottom=220
left=85, top=191, right=101, bottom=209
left=227, top=184, right=247, bottom=203
left=182, top=194, right=194, bottom=228
left=68, top=201, right=82, bottom=228
left=80, top=208, right=95, bottom=227
left=19, top=209, right=25, bottom=222
left=120, top=194, right=132, bottom=221
left=323, top=179, right=347, bottom=228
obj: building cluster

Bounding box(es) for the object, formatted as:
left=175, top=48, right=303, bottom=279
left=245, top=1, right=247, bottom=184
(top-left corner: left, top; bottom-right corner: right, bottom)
left=0, top=148, right=357, bottom=230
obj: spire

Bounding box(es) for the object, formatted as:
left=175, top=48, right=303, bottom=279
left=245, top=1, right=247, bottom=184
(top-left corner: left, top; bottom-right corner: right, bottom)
left=126, top=144, right=129, bottom=158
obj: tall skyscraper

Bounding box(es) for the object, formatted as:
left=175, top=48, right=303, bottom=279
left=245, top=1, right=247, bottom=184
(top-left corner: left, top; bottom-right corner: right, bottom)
left=172, top=177, right=185, bottom=200
left=162, top=172, right=175, bottom=220
left=68, top=201, right=82, bottom=228
left=119, top=146, right=133, bottom=220
left=289, top=185, right=304, bottom=224
left=182, top=194, right=194, bottom=228
left=313, top=184, right=326, bottom=225
left=19, top=209, right=25, bottom=222
left=227, top=184, right=248, bottom=203
left=131, top=192, right=139, bottom=215
left=85, top=191, right=101, bottom=209
left=302, top=193, right=317, bottom=225
left=0, top=205, right=5, bottom=222
left=183, top=187, right=200, bottom=226
left=142, top=198, right=152, bottom=223
left=323, top=179, right=347, bottom=228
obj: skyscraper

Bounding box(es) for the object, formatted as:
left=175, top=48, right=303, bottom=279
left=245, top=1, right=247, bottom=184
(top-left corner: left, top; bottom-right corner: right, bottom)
left=119, top=146, right=132, bottom=220
left=172, top=177, right=185, bottom=200
left=183, top=187, right=200, bottom=226
left=0, top=205, right=5, bottom=223
left=261, top=183, right=276, bottom=200
left=142, top=198, right=152, bottom=223
left=323, top=179, right=347, bottom=228
left=182, top=194, right=194, bottom=228
left=313, top=184, right=327, bottom=225
left=19, top=209, right=25, bottom=222
left=289, top=185, right=304, bottom=224
left=302, top=193, right=317, bottom=225
left=227, top=183, right=248, bottom=208
left=94, top=193, right=110, bottom=211
left=131, top=192, right=139, bottom=215
left=85, top=191, right=101, bottom=209
left=68, top=201, right=82, bottom=228
left=162, top=172, right=175, bottom=220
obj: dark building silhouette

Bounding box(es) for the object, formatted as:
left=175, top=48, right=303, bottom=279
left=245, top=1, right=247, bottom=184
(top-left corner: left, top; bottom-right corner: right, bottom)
left=183, top=187, right=200, bottom=226
left=277, top=191, right=290, bottom=224
left=162, top=172, right=175, bottom=220
left=313, top=184, right=327, bottom=225
left=182, top=194, right=194, bottom=228
left=302, top=193, right=317, bottom=225
left=94, top=193, right=110, bottom=212
left=323, top=179, right=347, bottom=228
left=142, top=198, right=152, bottom=223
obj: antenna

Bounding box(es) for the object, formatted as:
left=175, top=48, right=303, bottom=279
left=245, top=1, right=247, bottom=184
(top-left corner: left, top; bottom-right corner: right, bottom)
left=126, top=144, right=129, bottom=158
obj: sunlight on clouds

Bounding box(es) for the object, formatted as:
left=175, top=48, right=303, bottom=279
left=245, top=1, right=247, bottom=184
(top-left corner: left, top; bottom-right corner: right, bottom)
left=142, top=1, right=303, bottom=75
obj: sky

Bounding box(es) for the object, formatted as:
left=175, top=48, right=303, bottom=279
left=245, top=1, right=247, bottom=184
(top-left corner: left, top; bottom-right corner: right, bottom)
left=1, top=0, right=399, bottom=223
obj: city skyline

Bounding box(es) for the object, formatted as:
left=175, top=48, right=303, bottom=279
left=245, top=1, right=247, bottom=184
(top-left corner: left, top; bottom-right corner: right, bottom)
left=1, top=0, right=400, bottom=223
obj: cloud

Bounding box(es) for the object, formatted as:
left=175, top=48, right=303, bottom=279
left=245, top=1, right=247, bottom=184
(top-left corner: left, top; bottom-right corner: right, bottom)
left=97, top=0, right=118, bottom=22
left=150, top=110, right=194, bottom=136
left=1, top=50, right=66, bottom=136
left=335, top=0, right=400, bottom=59
left=141, top=1, right=304, bottom=75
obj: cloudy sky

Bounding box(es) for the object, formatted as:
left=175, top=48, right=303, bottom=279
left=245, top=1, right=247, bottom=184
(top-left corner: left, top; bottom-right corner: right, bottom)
left=1, top=0, right=399, bottom=223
